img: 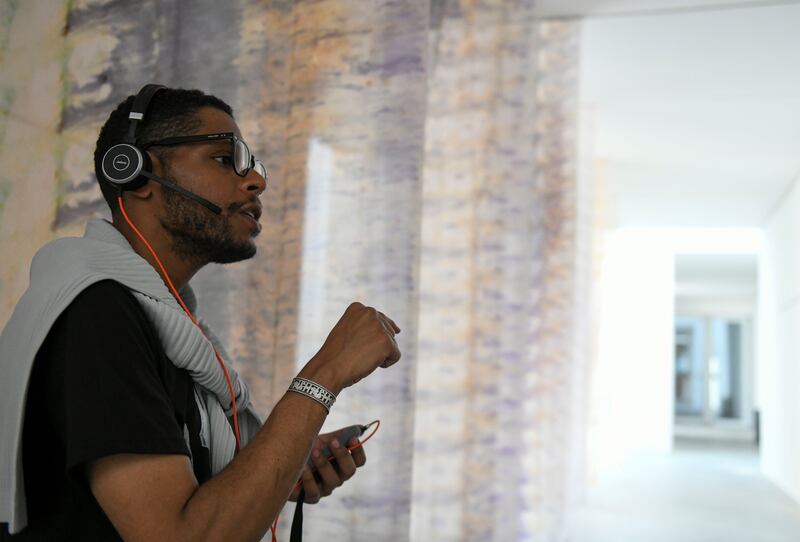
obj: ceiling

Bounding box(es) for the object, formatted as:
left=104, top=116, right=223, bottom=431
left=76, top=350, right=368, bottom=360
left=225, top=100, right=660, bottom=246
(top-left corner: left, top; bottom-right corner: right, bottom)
left=675, top=254, right=758, bottom=297
left=534, top=0, right=797, bottom=19
left=577, top=1, right=800, bottom=227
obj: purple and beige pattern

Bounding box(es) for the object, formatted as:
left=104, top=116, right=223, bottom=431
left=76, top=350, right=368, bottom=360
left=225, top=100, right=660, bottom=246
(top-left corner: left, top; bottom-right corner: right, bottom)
left=411, top=8, right=583, bottom=541
left=0, top=1, right=583, bottom=540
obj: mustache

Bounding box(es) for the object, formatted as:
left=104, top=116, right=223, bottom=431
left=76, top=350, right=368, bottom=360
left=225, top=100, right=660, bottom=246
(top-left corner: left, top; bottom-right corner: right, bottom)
left=227, top=196, right=260, bottom=214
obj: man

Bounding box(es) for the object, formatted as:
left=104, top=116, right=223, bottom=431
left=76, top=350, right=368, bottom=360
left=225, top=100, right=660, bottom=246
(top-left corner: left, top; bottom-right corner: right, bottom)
left=0, top=86, right=401, bottom=541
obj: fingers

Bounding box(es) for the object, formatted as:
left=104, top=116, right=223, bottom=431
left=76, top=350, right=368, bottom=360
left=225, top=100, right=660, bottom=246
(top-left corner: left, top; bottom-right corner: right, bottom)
left=353, top=303, right=400, bottom=335
left=311, top=445, right=349, bottom=498
left=310, top=448, right=338, bottom=497
left=375, top=314, right=394, bottom=336
left=382, top=332, right=402, bottom=367
left=377, top=311, right=401, bottom=334
left=366, top=307, right=401, bottom=368
left=346, top=301, right=365, bottom=314
left=329, top=438, right=358, bottom=480
left=348, top=437, right=367, bottom=468
left=299, top=466, right=321, bottom=504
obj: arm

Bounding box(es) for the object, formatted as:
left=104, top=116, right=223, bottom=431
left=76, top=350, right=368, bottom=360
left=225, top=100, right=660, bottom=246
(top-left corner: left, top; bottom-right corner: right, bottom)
left=87, top=302, right=400, bottom=542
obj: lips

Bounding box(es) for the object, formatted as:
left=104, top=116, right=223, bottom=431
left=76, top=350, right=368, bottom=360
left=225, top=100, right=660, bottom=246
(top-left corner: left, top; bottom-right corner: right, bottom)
left=238, top=202, right=262, bottom=222
left=237, top=201, right=263, bottom=233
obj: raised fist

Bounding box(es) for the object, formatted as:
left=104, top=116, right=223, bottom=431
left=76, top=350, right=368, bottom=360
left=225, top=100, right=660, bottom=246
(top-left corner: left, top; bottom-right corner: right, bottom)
left=307, top=302, right=401, bottom=392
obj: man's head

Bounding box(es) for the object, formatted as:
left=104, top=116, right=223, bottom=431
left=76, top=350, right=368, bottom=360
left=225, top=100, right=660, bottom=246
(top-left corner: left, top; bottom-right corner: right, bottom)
left=94, top=88, right=266, bottom=265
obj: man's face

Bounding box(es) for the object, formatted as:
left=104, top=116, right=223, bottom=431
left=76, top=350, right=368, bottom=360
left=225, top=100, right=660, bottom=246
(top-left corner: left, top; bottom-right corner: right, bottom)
left=153, top=107, right=266, bottom=265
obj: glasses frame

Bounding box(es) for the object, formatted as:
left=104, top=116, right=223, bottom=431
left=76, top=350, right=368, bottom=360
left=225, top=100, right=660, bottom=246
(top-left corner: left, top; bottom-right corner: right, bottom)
left=141, top=132, right=268, bottom=183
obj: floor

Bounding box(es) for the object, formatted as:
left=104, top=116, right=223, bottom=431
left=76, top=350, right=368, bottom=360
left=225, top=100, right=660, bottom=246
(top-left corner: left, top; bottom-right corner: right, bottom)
left=567, top=440, right=800, bottom=542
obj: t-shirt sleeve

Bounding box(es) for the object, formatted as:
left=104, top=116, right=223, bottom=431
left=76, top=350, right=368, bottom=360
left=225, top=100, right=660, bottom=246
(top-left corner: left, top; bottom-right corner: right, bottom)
left=52, top=280, right=190, bottom=472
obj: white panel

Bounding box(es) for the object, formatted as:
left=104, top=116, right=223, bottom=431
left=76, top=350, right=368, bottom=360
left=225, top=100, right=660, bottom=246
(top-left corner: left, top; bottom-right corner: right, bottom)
left=758, top=175, right=800, bottom=504
left=589, top=230, right=675, bottom=476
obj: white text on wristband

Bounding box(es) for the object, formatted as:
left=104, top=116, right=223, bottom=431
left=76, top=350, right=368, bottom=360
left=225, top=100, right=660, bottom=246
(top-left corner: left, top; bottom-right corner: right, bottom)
left=287, top=377, right=337, bottom=413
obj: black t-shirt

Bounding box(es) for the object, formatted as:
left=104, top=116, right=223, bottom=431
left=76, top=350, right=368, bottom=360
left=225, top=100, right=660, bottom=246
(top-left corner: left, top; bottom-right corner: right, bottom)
left=1, top=280, right=212, bottom=541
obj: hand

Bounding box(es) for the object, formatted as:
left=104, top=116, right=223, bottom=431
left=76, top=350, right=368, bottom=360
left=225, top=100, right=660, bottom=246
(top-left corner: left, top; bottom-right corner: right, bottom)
left=289, top=430, right=367, bottom=504
left=305, top=302, right=402, bottom=392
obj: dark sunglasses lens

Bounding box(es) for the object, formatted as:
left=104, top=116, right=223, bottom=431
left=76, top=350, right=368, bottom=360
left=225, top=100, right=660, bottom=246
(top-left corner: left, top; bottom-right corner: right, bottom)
left=234, top=139, right=250, bottom=175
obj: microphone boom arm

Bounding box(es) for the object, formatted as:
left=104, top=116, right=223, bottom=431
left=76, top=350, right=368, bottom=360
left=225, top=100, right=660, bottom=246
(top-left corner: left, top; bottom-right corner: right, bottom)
left=140, top=170, right=222, bottom=214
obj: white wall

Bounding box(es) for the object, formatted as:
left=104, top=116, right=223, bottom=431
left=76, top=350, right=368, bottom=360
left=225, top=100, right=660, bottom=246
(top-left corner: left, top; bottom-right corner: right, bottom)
left=758, top=176, right=800, bottom=504
left=588, top=230, right=675, bottom=478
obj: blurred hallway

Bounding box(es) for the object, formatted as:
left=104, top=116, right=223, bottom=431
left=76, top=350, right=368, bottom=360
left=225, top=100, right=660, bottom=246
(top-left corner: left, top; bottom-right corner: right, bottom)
left=568, top=440, right=800, bottom=542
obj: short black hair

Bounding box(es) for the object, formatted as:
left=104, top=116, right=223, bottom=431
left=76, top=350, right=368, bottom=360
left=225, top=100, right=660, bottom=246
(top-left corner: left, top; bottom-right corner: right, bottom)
left=93, top=87, right=234, bottom=213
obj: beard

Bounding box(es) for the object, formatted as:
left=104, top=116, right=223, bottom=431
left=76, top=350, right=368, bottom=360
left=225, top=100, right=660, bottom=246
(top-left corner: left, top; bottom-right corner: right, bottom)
left=158, top=171, right=257, bottom=265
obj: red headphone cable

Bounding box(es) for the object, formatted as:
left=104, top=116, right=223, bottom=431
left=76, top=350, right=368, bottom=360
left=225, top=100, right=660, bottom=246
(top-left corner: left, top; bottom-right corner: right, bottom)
left=117, top=195, right=242, bottom=449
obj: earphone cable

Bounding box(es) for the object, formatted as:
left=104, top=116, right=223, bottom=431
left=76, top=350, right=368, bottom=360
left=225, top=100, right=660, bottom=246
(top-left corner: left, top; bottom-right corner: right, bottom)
left=116, top=194, right=242, bottom=449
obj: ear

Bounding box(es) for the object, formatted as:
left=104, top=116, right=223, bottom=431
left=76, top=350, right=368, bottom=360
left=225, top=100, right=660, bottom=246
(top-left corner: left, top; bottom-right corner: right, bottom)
left=126, top=180, right=154, bottom=202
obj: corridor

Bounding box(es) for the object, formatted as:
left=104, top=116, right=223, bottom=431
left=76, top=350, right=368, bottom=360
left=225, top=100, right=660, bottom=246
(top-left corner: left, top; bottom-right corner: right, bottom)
left=569, top=440, right=800, bottom=542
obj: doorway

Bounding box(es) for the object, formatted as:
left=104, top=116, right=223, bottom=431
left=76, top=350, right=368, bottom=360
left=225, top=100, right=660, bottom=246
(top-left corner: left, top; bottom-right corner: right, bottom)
left=673, top=254, right=757, bottom=443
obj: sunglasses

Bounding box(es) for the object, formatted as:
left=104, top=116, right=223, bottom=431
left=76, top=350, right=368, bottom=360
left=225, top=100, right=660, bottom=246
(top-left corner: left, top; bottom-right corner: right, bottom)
left=142, top=132, right=268, bottom=184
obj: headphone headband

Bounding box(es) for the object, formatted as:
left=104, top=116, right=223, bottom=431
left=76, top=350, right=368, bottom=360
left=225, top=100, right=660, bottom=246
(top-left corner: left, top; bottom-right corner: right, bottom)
left=102, top=83, right=167, bottom=189
left=124, top=84, right=166, bottom=144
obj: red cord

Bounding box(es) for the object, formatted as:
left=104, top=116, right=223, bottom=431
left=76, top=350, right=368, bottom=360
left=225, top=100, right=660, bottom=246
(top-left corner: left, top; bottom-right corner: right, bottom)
left=117, top=196, right=242, bottom=449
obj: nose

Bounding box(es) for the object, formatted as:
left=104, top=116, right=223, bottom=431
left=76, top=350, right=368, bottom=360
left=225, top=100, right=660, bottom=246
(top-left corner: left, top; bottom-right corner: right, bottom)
left=241, top=166, right=267, bottom=197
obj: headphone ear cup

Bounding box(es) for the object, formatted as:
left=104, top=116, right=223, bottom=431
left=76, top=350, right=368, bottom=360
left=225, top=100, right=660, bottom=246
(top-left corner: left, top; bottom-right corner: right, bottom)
left=101, top=143, right=148, bottom=191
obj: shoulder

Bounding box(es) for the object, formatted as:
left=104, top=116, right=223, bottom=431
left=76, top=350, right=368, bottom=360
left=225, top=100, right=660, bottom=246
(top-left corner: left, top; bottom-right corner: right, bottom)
left=65, top=280, right=150, bottom=324
left=57, top=280, right=162, bottom=356
left=72, top=279, right=139, bottom=305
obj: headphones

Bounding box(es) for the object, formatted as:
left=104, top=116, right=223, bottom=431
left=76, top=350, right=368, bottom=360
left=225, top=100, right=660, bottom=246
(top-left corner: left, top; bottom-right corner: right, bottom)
left=101, top=83, right=222, bottom=214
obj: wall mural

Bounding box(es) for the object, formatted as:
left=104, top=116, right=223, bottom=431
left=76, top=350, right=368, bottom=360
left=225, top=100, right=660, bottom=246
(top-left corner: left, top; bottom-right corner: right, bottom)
left=0, top=1, right=584, bottom=540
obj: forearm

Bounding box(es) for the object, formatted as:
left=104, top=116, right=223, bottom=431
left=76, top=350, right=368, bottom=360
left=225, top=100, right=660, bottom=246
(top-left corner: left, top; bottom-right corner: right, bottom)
left=179, top=364, right=341, bottom=542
